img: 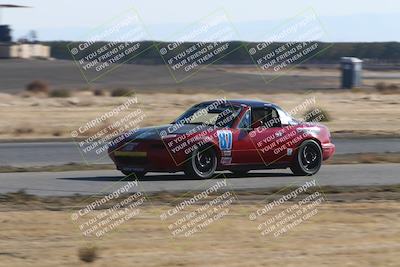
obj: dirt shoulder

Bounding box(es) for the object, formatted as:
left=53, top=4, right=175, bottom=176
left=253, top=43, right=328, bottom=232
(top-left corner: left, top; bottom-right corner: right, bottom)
left=2, top=184, right=400, bottom=210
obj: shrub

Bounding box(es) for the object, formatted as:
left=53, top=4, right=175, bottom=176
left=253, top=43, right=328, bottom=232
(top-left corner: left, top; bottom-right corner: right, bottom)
left=49, top=89, right=71, bottom=98
left=388, top=84, right=399, bottom=90
left=78, top=246, right=98, bottom=263
left=111, top=88, right=135, bottom=97
left=52, top=130, right=63, bottom=137
left=375, top=82, right=386, bottom=91
left=14, top=127, right=34, bottom=135
left=375, top=82, right=400, bottom=94
left=93, top=88, right=107, bottom=96
left=26, top=80, right=49, bottom=94
left=303, top=107, right=331, bottom=122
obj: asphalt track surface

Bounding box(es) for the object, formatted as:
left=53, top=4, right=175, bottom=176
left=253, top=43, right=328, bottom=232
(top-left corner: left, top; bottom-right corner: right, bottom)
left=2, top=59, right=400, bottom=93
left=0, top=60, right=338, bottom=93
left=0, top=164, right=398, bottom=196
left=0, top=138, right=399, bottom=196
left=0, top=138, right=399, bottom=167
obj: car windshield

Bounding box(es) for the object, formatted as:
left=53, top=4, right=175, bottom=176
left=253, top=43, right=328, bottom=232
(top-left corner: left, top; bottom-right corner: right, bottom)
left=173, top=102, right=241, bottom=128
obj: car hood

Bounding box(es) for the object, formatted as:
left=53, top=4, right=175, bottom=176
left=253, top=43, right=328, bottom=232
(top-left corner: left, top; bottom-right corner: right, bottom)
left=123, top=124, right=215, bottom=141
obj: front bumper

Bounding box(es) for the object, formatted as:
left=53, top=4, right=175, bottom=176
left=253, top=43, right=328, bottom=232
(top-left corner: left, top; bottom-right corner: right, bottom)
left=322, top=143, right=335, bottom=160
left=110, top=146, right=183, bottom=173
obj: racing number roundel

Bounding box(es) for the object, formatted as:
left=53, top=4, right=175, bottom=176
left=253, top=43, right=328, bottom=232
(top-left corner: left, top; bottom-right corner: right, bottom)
left=217, top=130, right=232, bottom=151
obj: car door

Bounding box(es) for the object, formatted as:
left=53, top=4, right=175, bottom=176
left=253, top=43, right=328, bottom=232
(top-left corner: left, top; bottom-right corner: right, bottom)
left=247, top=106, right=288, bottom=166
left=230, top=109, right=264, bottom=165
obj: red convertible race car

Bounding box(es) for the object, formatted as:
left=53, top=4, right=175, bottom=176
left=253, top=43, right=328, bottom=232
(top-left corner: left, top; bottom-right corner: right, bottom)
left=108, top=99, right=335, bottom=179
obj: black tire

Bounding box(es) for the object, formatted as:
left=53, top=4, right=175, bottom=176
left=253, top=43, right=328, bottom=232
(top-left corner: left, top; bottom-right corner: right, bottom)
left=290, top=140, right=322, bottom=176
left=121, top=170, right=146, bottom=179
left=230, top=170, right=250, bottom=177
left=184, top=145, right=217, bottom=179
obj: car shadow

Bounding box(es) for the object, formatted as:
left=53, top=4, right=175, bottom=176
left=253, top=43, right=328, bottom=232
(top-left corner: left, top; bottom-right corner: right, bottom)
left=58, top=171, right=294, bottom=182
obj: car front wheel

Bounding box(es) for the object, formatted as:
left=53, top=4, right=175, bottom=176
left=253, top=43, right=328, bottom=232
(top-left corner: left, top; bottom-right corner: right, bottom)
left=185, top=145, right=217, bottom=179
left=290, top=140, right=322, bottom=176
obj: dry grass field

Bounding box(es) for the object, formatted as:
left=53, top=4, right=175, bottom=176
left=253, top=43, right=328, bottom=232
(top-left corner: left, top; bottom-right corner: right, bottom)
left=0, top=201, right=399, bottom=266
left=0, top=90, right=399, bottom=140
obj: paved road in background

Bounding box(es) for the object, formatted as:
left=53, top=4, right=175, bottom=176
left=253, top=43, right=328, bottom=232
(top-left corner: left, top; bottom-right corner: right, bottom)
left=0, top=138, right=399, bottom=166
left=2, top=60, right=400, bottom=93
left=0, top=60, right=338, bottom=93
left=0, top=164, right=398, bottom=196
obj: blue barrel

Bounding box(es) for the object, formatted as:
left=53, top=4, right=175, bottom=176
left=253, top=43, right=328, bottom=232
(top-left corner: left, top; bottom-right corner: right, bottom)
left=341, top=57, right=362, bottom=89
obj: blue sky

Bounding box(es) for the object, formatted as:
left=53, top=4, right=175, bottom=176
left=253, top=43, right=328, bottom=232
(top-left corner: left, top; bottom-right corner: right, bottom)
left=2, top=0, right=399, bottom=42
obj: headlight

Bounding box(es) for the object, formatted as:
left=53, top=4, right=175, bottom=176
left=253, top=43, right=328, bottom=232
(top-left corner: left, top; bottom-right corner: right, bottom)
left=296, top=127, right=320, bottom=134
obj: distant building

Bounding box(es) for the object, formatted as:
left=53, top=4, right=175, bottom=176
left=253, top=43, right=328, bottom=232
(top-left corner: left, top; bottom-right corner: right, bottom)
left=0, top=24, right=50, bottom=59
left=0, top=42, right=50, bottom=59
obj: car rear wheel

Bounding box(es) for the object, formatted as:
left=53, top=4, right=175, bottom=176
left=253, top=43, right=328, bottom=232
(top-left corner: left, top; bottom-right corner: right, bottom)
left=184, top=145, right=217, bottom=179
left=121, top=170, right=146, bottom=179
left=290, top=140, right=322, bottom=176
